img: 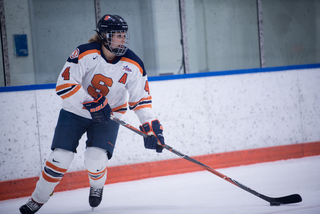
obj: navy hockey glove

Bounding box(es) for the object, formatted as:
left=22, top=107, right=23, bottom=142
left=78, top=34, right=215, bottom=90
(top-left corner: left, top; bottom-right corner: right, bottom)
left=83, top=93, right=111, bottom=123
left=139, top=120, right=165, bottom=153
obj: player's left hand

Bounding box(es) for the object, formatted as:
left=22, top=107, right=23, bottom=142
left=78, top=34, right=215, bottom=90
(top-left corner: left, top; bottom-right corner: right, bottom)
left=83, top=93, right=111, bottom=123
left=139, top=120, right=165, bottom=153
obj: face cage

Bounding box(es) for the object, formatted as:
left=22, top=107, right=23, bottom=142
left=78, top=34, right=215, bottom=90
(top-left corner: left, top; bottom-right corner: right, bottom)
left=104, top=30, right=130, bottom=56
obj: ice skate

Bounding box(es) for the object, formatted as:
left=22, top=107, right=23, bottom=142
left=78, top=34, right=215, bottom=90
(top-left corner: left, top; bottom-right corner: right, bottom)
left=89, top=186, right=103, bottom=208
left=19, top=198, right=43, bottom=214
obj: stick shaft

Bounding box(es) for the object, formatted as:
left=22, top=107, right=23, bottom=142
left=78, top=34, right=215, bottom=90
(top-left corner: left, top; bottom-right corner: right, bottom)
left=111, top=116, right=301, bottom=204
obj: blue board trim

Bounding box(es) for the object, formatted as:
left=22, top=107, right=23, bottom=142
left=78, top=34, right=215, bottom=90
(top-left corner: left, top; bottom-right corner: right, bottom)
left=1, top=64, right=319, bottom=93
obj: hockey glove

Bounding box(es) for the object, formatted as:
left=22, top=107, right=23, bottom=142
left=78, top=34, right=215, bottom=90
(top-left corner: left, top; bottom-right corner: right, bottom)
left=83, top=93, right=111, bottom=123
left=139, top=120, right=165, bottom=153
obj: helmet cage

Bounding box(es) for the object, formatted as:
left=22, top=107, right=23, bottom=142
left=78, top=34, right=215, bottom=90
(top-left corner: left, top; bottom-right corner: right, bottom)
left=100, top=30, right=130, bottom=56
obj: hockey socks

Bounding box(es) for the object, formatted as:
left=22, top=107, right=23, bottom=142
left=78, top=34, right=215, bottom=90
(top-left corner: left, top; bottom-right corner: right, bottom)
left=32, top=149, right=74, bottom=204
left=84, top=147, right=108, bottom=188
left=85, top=147, right=108, bottom=207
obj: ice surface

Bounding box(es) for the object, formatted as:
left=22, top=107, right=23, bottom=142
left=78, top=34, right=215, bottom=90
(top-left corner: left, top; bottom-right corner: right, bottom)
left=1, top=156, right=320, bottom=214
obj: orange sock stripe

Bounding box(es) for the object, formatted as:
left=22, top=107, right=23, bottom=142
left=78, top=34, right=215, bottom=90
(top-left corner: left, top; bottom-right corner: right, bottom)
left=46, top=161, right=68, bottom=173
left=42, top=171, right=61, bottom=183
left=89, top=171, right=107, bottom=180
left=86, top=167, right=107, bottom=176
left=87, top=168, right=107, bottom=180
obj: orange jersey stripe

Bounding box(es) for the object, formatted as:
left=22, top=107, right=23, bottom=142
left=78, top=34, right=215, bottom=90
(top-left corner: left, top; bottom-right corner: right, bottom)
left=60, top=84, right=81, bottom=99
left=78, top=49, right=100, bottom=61
left=120, top=57, right=143, bottom=75
left=133, top=104, right=152, bottom=111
left=56, top=83, right=76, bottom=92
left=46, top=161, right=68, bottom=173
left=111, top=102, right=127, bottom=112
left=128, top=96, right=152, bottom=107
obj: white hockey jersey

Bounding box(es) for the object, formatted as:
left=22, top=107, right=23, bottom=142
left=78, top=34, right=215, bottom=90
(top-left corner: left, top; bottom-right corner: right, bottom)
left=55, top=42, right=155, bottom=124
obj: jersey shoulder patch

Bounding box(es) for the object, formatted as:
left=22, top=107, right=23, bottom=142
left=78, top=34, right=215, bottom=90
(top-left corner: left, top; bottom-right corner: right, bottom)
left=120, top=49, right=147, bottom=76
left=67, top=42, right=101, bottom=64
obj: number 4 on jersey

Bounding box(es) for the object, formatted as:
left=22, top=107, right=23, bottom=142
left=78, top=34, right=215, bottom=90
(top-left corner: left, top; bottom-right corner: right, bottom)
left=144, top=80, right=150, bottom=94
left=62, top=67, right=70, bottom=80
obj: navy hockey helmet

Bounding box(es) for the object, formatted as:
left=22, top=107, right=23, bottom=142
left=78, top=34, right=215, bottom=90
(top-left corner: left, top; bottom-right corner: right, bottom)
left=96, top=14, right=129, bottom=56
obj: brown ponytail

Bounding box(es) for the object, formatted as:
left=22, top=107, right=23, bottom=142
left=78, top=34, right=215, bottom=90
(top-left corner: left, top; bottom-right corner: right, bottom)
left=88, top=34, right=103, bottom=44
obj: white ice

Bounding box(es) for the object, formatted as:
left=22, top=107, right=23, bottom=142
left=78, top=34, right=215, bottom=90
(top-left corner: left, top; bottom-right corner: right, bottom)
left=1, top=155, right=320, bottom=214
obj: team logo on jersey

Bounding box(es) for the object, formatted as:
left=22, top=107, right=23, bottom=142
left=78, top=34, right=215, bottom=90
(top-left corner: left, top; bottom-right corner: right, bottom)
left=70, top=48, right=79, bottom=59
left=123, top=65, right=132, bottom=72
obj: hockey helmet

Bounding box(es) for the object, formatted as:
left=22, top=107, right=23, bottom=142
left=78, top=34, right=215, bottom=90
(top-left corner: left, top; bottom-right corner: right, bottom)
left=96, top=14, right=129, bottom=56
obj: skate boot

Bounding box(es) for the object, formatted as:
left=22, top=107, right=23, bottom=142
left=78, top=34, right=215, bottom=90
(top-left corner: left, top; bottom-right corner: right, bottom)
left=89, top=186, right=104, bottom=207
left=19, top=198, right=43, bottom=214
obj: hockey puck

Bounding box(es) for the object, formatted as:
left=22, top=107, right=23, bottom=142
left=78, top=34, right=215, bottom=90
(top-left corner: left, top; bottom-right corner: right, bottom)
left=270, top=202, right=281, bottom=206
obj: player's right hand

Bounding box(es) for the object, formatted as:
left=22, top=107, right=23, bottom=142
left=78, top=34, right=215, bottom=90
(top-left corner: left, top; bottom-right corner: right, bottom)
left=83, top=93, right=111, bottom=123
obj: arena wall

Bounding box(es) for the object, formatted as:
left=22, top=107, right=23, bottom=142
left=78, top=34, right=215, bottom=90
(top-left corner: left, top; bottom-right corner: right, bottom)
left=0, top=66, right=320, bottom=200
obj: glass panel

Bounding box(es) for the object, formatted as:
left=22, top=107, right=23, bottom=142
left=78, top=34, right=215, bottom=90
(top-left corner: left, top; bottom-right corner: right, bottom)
left=3, top=0, right=36, bottom=86
left=184, top=0, right=260, bottom=73
left=0, top=30, right=4, bottom=86
left=3, top=0, right=317, bottom=87
left=31, top=0, right=96, bottom=84
left=262, top=0, right=320, bottom=67
left=100, top=0, right=183, bottom=76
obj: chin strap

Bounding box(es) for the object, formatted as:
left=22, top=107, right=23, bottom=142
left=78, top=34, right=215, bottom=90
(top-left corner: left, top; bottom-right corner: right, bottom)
left=102, top=42, right=112, bottom=52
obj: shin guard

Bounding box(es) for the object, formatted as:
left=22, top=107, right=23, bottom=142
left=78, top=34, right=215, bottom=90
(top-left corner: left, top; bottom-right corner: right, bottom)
left=32, top=149, right=74, bottom=204
left=84, top=147, right=108, bottom=188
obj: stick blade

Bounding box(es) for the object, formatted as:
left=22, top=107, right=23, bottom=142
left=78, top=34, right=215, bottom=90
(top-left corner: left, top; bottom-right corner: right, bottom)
left=270, top=194, right=302, bottom=206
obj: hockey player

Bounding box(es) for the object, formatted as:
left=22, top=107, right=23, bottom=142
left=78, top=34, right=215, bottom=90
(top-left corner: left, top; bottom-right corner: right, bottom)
left=19, top=14, right=165, bottom=214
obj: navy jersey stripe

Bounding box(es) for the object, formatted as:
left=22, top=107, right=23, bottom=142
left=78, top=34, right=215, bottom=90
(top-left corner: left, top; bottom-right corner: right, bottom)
left=56, top=84, right=76, bottom=96
left=122, top=49, right=147, bottom=76
left=114, top=107, right=128, bottom=112
left=67, top=42, right=102, bottom=64
left=66, top=43, right=147, bottom=76
left=129, top=100, right=152, bottom=110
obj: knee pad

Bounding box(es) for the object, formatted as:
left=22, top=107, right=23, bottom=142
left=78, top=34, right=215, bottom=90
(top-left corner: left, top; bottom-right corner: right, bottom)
left=84, top=147, right=108, bottom=188
left=47, top=148, right=74, bottom=169
left=42, top=149, right=74, bottom=183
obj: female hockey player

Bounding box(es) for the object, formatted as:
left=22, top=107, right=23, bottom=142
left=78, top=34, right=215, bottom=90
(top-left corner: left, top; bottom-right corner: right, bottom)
left=19, top=14, right=165, bottom=214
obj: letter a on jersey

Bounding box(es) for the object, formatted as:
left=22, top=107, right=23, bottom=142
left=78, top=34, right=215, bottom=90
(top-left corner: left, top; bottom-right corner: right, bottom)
left=118, top=73, right=128, bottom=84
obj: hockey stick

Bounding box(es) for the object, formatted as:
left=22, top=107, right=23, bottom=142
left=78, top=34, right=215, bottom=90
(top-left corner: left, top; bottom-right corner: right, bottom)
left=111, top=116, right=302, bottom=206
